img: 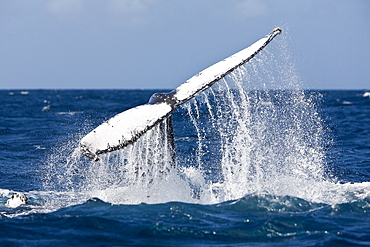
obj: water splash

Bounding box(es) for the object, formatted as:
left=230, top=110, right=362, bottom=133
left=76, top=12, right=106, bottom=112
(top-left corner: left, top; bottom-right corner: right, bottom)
left=177, top=32, right=328, bottom=203
left=39, top=31, right=369, bottom=209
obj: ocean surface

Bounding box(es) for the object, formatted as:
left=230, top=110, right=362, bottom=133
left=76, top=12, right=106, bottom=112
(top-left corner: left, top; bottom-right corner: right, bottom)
left=1, top=88, right=369, bottom=247
left=1, top=40, right=370, bottom=246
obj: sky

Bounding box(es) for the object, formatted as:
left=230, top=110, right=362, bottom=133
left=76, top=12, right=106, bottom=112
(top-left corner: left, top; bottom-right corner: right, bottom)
left=0, top=0, right=369, bottom=90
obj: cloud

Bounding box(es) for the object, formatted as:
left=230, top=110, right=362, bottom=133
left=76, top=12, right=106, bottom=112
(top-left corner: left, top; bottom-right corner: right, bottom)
left=106, top=0, right=155, bottom=27
left=45, top=0, right=154, bottom=28
left=233, top=0, right=268, bottom=19
left=107, top=0, right=151, bottom=15
left=47, top=0, right=84, bottom=19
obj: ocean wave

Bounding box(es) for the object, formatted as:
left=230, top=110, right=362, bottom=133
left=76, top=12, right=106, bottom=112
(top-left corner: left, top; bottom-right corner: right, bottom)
left=1, top=192, right=369, bottom=246
left=1, top=180, right=370, bottom=219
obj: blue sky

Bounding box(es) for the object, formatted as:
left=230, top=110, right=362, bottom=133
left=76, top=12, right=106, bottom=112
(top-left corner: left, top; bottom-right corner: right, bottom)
left=0, top=0, right=369, bottom=89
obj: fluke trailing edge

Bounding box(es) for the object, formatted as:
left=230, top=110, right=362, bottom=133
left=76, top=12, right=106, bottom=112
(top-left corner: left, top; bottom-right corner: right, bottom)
left=80, top=27, right=282, bottom=161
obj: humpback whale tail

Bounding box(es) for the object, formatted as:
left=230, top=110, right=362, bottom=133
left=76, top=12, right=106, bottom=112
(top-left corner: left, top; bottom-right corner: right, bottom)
left=80, top=28, right=281, bottom=161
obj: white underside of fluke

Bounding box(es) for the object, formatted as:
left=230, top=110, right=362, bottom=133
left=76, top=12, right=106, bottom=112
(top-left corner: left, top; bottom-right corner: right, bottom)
left=174, top=36, right=270, bottom=103
left=80, top=28, right=281, bottom=160
left=80, top=103, right=172, bottom=160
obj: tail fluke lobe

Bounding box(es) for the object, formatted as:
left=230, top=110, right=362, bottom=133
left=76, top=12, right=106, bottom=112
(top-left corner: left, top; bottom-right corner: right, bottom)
left=173, top=28, right=281, bottom=105
left=80, top=102, right=174, bottom=161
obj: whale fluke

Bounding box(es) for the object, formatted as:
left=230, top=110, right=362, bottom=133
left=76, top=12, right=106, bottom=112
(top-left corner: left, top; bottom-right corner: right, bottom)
left=80, top=27, right=281, bottom=161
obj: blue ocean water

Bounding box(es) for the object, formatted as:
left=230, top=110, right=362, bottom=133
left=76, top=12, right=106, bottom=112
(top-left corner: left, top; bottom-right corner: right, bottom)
left=0, top=89, right=369, bottom=246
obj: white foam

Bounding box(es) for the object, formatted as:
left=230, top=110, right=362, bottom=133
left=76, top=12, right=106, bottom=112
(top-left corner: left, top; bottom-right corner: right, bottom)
left=0, top=189, right=11, bottom=197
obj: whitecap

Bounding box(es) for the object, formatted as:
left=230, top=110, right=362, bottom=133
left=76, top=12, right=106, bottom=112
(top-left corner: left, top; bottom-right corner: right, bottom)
left=0, top=189, right=11, bottom=197
left=56, top=111, right=82, bottom=116
left=42, top=105, right=51, bottom=112
left=34, top=145, right=46, bottom=150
